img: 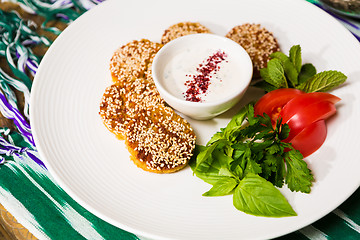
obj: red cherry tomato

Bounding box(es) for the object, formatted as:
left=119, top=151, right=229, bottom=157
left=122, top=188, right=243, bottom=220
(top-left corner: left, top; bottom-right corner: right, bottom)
left=254, top=88, right=304, bottom=123
left=289, top=120, right=327, bottom=158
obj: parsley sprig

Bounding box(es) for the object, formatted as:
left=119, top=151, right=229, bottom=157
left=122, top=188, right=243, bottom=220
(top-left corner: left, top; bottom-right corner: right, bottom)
left=190, top=104, right=314, bottom=217
left=254, top=45, right=347, bottom=92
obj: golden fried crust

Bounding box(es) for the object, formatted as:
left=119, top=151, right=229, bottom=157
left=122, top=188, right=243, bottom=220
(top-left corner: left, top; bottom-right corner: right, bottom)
left=161, top=22, right=211, bottom=44
left=99, top=83, right=128, bottom=139
left=101, top=38, right=196, bottom=173
left=99, top=77, right=164, bottom=140
left=125, top=106, right=196, bottom=173
left=226, top=23, right=280, bottom=78
left=100, top=80, right=196, bottom=174
left=109, top=39, right=162, bottom=86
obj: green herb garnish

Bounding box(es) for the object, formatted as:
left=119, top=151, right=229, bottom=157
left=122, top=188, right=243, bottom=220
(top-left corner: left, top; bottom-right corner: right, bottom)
left=254, top=45, right=347, bottom=92
left=190, top=104, right=314, bottom=217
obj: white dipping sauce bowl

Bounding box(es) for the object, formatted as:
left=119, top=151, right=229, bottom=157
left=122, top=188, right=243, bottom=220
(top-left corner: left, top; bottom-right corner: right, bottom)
left=152, top=34, right=253, bottom=120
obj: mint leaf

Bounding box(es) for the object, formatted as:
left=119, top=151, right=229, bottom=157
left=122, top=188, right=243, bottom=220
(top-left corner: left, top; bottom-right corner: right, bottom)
left=267, top=58, right=288, bottom=88
left=270, top=51, right=289, bottom=62
left=283, top=60, right=299, bottom=87
left=284, top=149, right=314, bottom=193
left=203, top=177, right=239, bottom=196
left=289, top=45, right=302, bottom=73
left=255, top=45, right=346, bottom=92
left=297, top=70, right=347, bottom=93
left=298, top=63, right=316, bottom=85
left=233, top=174, right=297, bottom=217
left=271, top=52, right=298, bottom=87
left=259, top=67, right=272, bottom=84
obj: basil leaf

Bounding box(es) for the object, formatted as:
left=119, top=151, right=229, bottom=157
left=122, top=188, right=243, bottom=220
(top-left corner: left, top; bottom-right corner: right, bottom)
left=192, top=147, right=236, bottom=185
left=232, top=165, right=244, bottom=179
left=194, top=140, right=224, bottom=170
left=203, top=177, right=239, bottom=196
left=189, top=144, right=204, bottom=169
left=233, top=174, right=297, bottom=217
left=207, top=131, right=224, bottom=146
left=223, top=106, right=248, bottom=141
left=194, top=169, right=229, bottom=185
left=266, top=58, right=288, bottom=88
left=192, top=156, right=232, bottom=185
left=298, top=63, right=317, bottom=85
left=212, top=149, right=234, bottom=169
left=297, top=70, right=347, bottom=93
left=226, top=106, right=248, bottom=130
left=289, top=45, right=302, bottom=73
left=240, top=148, right=251, bottom=171
left=230, top=148, right=245, bottom=176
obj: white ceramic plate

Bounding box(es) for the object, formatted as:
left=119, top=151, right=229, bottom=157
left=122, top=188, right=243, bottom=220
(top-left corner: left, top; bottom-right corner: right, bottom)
left=30, top=0, right=360, bottom=239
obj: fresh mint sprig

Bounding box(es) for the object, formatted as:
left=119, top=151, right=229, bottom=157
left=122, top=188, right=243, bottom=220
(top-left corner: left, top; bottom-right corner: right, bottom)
left=254, top=45, right=347, bottom=92
left=190, top=104, right=314, bottom=217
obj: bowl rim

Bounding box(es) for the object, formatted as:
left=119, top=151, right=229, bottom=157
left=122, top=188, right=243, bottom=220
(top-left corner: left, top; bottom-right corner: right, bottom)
left=152, top=33, right=253, bottom=108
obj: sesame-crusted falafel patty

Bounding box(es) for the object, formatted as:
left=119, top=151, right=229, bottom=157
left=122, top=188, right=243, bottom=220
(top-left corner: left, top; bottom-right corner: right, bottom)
left=125, top=104, right=196, bottom=173
left=109, top=39, right=162, bottom=86
left=102, top=38, right=196, bottom=173
left=226, top=23, right=280, bottom=78
left=99, top=77, right=164, bottom=140
left=161, top=22, right=211, bottom=45
left=99, top=78, right=195, bottom=173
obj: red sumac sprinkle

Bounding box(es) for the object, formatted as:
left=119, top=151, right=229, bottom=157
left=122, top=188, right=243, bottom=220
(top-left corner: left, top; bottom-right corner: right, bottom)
left=184, top=50, right=228, bottom=102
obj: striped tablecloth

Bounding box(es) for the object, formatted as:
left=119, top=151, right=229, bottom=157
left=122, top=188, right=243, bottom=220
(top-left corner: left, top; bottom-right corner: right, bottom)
left=0, top=0, right=359, bottom=239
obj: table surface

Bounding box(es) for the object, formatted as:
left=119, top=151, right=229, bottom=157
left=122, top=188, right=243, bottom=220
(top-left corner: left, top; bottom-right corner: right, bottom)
left=0, top=1, right=359, bottom=240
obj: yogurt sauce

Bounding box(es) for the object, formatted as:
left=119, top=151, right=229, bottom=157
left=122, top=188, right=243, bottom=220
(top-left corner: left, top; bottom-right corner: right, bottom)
left=162, top=46, right=243, bottom=103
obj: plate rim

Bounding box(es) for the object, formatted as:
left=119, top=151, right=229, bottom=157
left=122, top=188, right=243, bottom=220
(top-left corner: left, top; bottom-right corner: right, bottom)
left=30, top=0, right=360, bottom=239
